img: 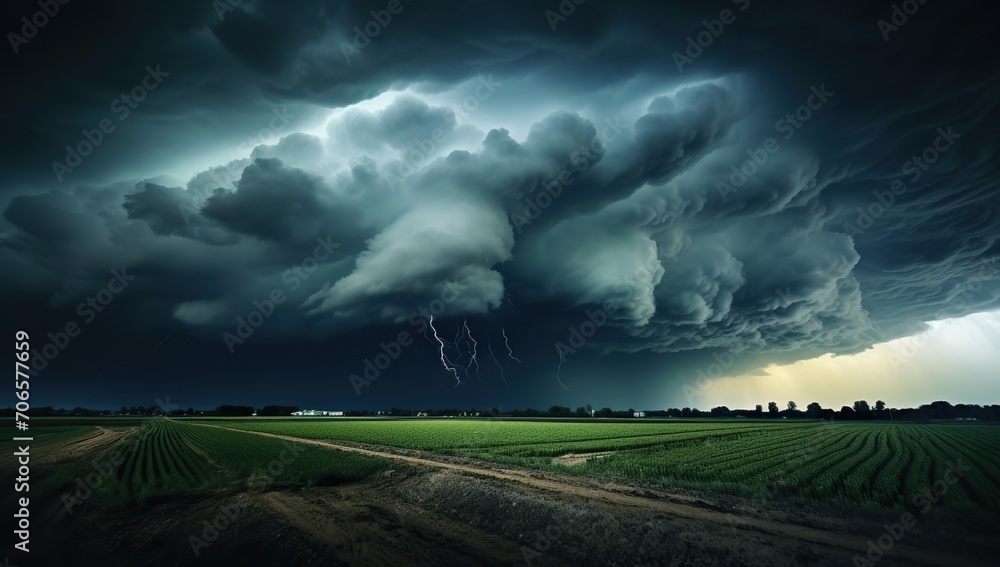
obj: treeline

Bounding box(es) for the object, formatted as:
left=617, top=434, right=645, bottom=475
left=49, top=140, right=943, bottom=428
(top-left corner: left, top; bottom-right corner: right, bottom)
left=0, top=405, right=299, bottom=417
left=4, top=400, right=998, bottom=420
left=698, top=400, right=1000, bottom=421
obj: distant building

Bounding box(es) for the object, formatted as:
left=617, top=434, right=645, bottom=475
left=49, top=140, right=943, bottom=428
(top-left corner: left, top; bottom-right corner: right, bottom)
left=291, top=409, right=345, bottom=416
left=633, top=411, right=646, bottom=418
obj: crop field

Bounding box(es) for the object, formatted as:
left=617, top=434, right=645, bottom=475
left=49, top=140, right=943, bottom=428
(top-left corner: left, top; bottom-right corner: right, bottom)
left=202, top=418, right=1000, bottom=513
left=11, top=417, right=1000, bottom=566
left=73, top=419, right=394, bottom=506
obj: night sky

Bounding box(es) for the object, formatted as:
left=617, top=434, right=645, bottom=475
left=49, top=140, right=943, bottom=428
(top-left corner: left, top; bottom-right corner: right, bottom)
left=2, top=0, right=998, bottom=411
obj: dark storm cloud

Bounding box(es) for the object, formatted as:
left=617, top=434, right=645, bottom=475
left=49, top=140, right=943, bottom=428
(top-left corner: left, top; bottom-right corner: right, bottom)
left=1, top=0, right=998, bottom=408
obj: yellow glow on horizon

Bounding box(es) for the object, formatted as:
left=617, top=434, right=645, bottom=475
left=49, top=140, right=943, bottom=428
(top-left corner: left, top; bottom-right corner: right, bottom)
left=693, top=310, right=1000, bottom=410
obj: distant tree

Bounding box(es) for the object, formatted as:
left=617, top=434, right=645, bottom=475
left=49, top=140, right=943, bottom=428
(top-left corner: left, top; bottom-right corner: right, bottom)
left=187, top=407, right=195, bottom=415
left=787, top=401, right=797, bottom=412
left=575, top=406, right=589, bottom=417
left=711, top=406, right=730, bottom=417
left=767, top=402, right=779, bottom=417
left=875, top=400, right=886, bottom=419
left=596, top=407, right=614, bottom=418
left=121, top=406, right=128, bottom=415
left=586, top=404, right=593, bottom=415
left=840, top=406, right=856, bottom=420
left=548, top=405, right=573, bottom=417
left=258, top=405, right=299, bottom=416
left=806, top=402, right=822, bottom=418
left=853, top=400, right=872, bottom=418
left=681, top=407, right=692, bottom=417
left=217, top=405, right=254, bottom=416
left=754, top=404, right=763, bottom=417
left=666, top=408, right=682, bottom=417
left=921, top=401, right=954, bottom=419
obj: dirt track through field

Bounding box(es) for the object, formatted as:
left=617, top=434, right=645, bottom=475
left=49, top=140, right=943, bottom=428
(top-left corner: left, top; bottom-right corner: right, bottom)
left=188, top=422, right=990, bottom=567
left=35, top=426, right=126, bottom=465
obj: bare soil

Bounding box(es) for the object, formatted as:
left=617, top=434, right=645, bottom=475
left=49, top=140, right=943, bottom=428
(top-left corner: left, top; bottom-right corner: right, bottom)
left=551, top=451, right=615, bottom=466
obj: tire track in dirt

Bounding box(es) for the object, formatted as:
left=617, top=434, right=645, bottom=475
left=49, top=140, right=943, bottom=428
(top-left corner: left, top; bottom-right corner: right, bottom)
left=188, top=422, right=989, bottom=567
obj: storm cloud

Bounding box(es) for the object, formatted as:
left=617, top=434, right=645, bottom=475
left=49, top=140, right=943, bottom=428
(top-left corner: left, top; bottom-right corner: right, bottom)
left=1, top=0, right=997, bottom=409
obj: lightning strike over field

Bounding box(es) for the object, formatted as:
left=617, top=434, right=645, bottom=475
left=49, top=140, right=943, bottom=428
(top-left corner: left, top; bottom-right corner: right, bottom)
left=555, top=349, right=572, bottom=392
left=463, top=319, right=481, bottom=380
left=487, top=335, right=512, bottom=391
left=429, top=315, right=462, bottom=386
left=501, top=327, right=521, bottom=364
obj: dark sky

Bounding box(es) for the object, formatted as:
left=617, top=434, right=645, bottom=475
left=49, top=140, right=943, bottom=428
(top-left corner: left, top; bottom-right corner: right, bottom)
left=2, top=0, right=998, bottom=411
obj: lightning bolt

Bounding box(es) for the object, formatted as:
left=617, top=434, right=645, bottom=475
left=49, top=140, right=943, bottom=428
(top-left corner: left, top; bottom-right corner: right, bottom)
left=186, top=335, right=200, bottom=356
left=487, top=335, right=511, bottom=391
left=429, top=315, right=462, bottom=386
left=462, top=319, right=481, bottom=380
left=555, top=349, right=572, bottom=392
left=501, top=327, right=521, bottom=363
left=153, top=332, right=174, bottom=348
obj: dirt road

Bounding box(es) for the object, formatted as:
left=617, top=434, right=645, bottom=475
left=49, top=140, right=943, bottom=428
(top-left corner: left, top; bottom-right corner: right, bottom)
left=190, top=423, right=993, bottom=567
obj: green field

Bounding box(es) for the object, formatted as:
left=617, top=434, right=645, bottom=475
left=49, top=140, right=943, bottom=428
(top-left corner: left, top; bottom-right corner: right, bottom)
left=32, top=419, right=394, bottom=507
left=14, top=417, right=1000, bottom=519
left=199, top=418, right=1000, bottom=513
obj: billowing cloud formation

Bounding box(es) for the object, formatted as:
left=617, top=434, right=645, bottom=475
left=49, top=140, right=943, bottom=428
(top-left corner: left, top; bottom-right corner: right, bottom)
left=1, top=0, right=997, bottom=408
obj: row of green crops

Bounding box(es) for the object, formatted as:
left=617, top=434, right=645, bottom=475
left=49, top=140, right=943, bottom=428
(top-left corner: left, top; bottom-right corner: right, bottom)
left=204, top=418, right=1000, bottom=514
left=87, top=419, right=394, bottom=506
left=202, top=417, right=814, bottom=452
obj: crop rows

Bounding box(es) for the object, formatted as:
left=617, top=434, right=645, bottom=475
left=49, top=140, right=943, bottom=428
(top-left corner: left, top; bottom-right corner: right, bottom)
left=210, top=419, right=1000, bottom=514
left=90, top=419, right=392, bottom=506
